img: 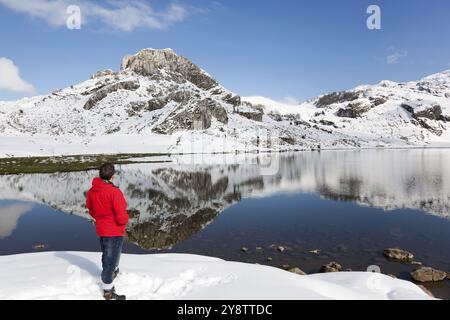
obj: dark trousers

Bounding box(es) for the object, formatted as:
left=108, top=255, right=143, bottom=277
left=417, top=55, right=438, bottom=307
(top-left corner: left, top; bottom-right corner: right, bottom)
left=99, top=236, right=124, bottom=286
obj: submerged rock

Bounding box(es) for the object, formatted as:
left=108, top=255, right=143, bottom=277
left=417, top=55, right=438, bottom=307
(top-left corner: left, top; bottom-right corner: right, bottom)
left=411, top=267, right=447, bottom=283
left=383, top=248, right=414, bottom=263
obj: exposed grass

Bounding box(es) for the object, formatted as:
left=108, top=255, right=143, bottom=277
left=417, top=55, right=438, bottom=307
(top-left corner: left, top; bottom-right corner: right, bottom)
left=0, top=153, right=171, bottom=175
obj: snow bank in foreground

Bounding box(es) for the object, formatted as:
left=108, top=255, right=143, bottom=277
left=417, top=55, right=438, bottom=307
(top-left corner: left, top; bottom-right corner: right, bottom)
left=0, top=252, right=432, bottom=300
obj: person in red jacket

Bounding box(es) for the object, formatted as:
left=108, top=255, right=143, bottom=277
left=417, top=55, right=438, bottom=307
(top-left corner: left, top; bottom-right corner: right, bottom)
left=86, top=163, right=129, bottom=300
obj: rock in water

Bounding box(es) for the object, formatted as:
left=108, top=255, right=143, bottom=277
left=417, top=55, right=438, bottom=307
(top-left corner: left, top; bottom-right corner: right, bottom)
left=417, top=285, right=435, bottom=298
left=288, top=267, right=306, bottom=275
left=411, top=267, right=447, bottom=283
left=383, top=248, right=414, bottom=262
left=320, top=262, right=342, bottom=273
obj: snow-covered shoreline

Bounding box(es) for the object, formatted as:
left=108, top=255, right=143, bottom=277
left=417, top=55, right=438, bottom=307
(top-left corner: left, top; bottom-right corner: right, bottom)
left=1, top=133, right=450, bottom=159
left=0, top=251, right=432, bottom=300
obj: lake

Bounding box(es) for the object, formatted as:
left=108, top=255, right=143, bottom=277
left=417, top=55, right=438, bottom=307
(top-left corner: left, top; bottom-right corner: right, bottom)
left=1, top=149, right=450, bottom=298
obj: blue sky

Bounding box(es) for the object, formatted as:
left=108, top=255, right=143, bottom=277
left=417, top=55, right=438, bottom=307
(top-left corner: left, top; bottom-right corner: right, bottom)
left=1, top=0, right=450, bottom=102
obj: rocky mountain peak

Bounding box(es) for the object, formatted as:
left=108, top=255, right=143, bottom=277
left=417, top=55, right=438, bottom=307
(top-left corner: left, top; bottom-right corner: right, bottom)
left=120, top=48, right=218, bottom=90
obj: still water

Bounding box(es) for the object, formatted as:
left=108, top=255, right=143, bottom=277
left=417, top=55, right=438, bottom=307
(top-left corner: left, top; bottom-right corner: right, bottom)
left=1, top=150, right=450, bottom=298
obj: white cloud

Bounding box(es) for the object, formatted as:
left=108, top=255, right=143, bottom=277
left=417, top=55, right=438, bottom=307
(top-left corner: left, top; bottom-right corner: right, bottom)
left=0, top=58, right=35, bottom=93
left=0, top=0, right=189, bottom=31
left=387, top=51, right=407, bottom=65
left=281, top=96, right=300, bottom=105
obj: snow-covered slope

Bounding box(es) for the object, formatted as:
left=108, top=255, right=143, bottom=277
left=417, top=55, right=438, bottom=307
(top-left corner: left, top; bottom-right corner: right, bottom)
left=244, top=70, right=450, bottom=149
left=0, top=251, right=432, bottom=300
left=1, top=49, right=449, bottom=157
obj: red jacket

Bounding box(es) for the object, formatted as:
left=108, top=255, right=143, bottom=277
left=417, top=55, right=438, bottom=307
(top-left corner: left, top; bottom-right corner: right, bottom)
left=86, top=177, right=129, bottom=237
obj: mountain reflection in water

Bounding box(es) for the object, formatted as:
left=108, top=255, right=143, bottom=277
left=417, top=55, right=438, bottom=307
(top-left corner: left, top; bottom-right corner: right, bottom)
left=0, top=150, right=449, bottom=250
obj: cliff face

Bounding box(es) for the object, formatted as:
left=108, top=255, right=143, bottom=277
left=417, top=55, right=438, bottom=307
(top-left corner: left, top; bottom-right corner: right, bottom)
left=121, top=48, right=218, bottom=90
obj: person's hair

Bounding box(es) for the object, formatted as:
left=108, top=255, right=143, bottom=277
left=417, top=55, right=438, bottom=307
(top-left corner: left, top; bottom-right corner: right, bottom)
left=99, top=163, right=116, bottom=181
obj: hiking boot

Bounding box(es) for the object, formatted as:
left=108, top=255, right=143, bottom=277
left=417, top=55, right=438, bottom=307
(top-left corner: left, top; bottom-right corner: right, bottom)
left=103, top=287, right=126, bottom=301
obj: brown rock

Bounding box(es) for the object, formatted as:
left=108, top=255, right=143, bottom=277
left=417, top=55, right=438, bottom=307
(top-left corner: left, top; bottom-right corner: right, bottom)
left=320, top=262, right=342, bottom=273
left=383, top=248, right=414, bottom=262
left=411, top=267, right=447, bottom=283
left=417, top=285, right=435, bottom=298
left=288, top=267, right=306, bottom=276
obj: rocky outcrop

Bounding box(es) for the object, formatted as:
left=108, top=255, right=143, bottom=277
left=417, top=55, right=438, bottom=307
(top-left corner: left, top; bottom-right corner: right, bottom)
left=153, top=98, right=228, bottom=134
left=121, top=48, right=218, bottom=90
left=238, top=110, right=263, bottom=122
left=336, top=102, right=371, bottom=119
left=126, top=99, right=167, bottom=117
left=84, top=80, right=140, bottom=110
left=91, top=69, right=115, bottom=79
left=167, top=90, right=192, bottom=105
left=401, top=102, right=444, bottom=121
left=411, top=267, right=447, bottom=283
left=223, top=94, right=241, bottom=107
left=316, top=91, right=360, bottom=108
left=369, top=96, right=387, bottom=107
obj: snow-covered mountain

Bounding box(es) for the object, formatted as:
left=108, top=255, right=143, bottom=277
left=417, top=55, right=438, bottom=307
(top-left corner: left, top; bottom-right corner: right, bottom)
left=1, top=48, right=450, bottom=157
left=244, top=70, right=450, bottom=147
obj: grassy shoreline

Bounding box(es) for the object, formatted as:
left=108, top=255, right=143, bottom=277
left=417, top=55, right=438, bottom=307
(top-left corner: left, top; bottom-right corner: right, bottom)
left=0, top=153, right=171, bottom=175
